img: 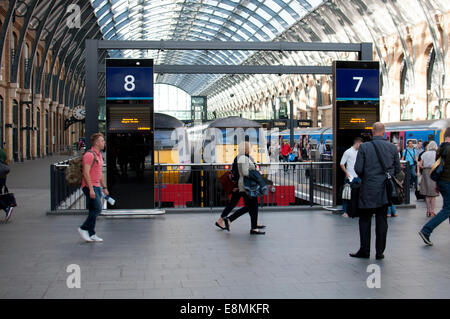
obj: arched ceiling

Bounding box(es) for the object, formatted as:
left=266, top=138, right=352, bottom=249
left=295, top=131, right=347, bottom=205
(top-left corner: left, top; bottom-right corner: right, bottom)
left=90, top=0, right=326, bottom=95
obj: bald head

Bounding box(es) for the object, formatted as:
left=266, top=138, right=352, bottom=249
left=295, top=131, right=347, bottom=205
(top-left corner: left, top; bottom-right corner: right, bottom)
left=372, top=122, right=385, bottom=136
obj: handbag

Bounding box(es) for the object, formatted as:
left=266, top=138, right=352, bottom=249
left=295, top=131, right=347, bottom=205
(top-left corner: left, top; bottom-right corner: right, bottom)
left=288, top=153, right=296, bottom=162
left=342, top=183, right=351, bottom=200
left=219, top=171, right=237, bottom=194
left=371, top=141, right=405, bottom=205
left=430, top=145, right=449, bottom=182
left=0, top=161, right=10, bottom=178
left=0, top=185, right=17, bottom=207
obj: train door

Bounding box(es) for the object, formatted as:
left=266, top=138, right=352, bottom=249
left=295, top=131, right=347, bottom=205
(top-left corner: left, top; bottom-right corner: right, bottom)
left=385, top=132, right=390, bottom=141
left=399, top=131, right=405, bottom=150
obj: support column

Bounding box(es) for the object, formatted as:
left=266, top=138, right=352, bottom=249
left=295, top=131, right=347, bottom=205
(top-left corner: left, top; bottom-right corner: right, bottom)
left=43, top=98, right=51, bottom=156
left=33, top=93, right=43, bottom=159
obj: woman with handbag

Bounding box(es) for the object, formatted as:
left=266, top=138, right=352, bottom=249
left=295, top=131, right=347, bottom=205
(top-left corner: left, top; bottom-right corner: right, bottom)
left=418, top=141, right=439, bottom=217
left=223, top=141, right=266, bottom=235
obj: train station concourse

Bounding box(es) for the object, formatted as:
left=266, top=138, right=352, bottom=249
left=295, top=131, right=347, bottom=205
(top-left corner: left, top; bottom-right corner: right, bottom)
left=1, top=0, right=450, bottom=303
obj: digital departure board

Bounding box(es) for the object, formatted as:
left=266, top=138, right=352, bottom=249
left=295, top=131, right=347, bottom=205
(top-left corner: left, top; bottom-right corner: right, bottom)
left=333, top=60, right=380, bottom=206
left=105, top=58, right=155, bottom=209
left=107, top=105, right=151, bottom=132
left=337, top=103, right=378, bottom=130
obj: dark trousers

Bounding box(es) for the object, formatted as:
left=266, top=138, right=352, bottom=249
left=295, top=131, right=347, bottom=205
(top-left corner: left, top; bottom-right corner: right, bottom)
left=220, top=191, right=242, bottom=218
left=227, top=192, right=259, bottom=229
left=80, top=186, right=103, bottom=236
left=358, top=205, right=388, bottom=255
left=0, top=177, right=7, bottom=211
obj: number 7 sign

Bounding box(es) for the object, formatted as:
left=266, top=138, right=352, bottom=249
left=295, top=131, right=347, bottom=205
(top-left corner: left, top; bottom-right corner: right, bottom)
left=353, top=77, right=363, bottom=92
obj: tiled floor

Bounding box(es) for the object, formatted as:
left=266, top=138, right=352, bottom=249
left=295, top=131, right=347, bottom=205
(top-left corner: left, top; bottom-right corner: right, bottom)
left=0, top=155, right=449, bottom=299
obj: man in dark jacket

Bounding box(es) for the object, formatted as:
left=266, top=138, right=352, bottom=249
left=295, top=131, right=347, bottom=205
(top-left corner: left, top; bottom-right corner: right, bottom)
left=350, top=122, right=401, bottom=260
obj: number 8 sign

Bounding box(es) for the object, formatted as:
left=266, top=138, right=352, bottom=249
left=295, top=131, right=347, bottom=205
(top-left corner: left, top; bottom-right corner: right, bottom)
left=106, top=66, right=153, bottom=100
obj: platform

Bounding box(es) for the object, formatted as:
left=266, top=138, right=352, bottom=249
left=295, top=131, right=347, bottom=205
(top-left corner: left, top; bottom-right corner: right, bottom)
left=0, top=155, right=449, bottom=299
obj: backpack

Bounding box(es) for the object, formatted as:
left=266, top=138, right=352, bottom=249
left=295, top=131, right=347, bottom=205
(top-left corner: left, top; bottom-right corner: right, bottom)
left=65, top=150, right=98, bottom=187
left=430, top=145, right=449, bottom=182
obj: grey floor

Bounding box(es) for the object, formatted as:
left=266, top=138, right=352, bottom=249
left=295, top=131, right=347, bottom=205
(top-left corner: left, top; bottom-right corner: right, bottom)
left=1, top=155, right=449, bottom=299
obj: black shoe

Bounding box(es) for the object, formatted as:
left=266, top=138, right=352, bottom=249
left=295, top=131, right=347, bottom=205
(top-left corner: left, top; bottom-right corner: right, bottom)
left=256, top=225, right=266, bottom=229
left=349, top=251, right=370, bottom=258
left=250, top=229, right=265, bottom=235
left=418, top=231, right=433, bottom=246
left=215, top=221, right=226, bottom=230
left=223, top=218, right=230, bottom=231
left=376, top=254, right=384, bottom=260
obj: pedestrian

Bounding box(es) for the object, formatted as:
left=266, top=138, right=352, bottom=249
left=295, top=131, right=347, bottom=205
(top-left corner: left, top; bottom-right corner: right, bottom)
left=388, top=145, right=402, bottom=218
left=215, top=155, right=241, bottom=230
left=418, top=128, right=450, bottom=246
left=223, top=141, right=266, bottom=235
left=402, top=140, right=418, bottom=190
left=340, top=137, right=363, bottom=218
left=0, top=146, right=13, bottom=222
left=350, top=122, right=400, bottom=260
left=77, top=133, right=108, bottom=243
left=418, top=141, right=439, bottom=217
left=280, top=140, right=292, bottom=173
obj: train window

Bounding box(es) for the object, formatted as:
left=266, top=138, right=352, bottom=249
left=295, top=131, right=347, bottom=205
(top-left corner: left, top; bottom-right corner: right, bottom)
left=406, top=139, right=417, bottom=146
left=154, top=130, right=177, bottom=149
left=428, top=134, right=435, bottom=141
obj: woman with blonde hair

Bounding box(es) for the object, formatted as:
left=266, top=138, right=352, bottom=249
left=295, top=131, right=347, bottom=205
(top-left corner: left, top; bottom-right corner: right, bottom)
left=418, top=141, right=439, bottom=216
left=223, top=141, right=266, bottom=235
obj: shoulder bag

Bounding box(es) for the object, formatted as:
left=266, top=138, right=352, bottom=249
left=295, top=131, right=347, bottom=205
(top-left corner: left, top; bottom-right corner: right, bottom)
left=0, top=185, right=17, bottom=207
left=430, top=145, right=450, bottom=182
left=371, top=141, right=405, bottom=205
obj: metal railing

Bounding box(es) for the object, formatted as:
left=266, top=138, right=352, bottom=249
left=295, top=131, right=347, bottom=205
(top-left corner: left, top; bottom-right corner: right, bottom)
left=50, top=159, right=411, bottom=212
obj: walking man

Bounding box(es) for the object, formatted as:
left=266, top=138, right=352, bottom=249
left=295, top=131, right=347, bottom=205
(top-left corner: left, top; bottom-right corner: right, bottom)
left=402, top=140, right=418, bottom=189
left=340, top=137, right=363, bottom=218
left=78, top=133, right=107, bottom=242
left=350, top=122, right=400, bottom=260
left=418, top=127, right=450, bottom=246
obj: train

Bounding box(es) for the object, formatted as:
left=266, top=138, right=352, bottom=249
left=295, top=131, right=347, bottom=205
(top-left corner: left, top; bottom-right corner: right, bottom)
left=273, top=119, right=450, bottom=156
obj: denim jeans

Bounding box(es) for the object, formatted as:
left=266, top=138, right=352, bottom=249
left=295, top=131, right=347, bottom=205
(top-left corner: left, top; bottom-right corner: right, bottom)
left=421, top=180, right=450, bottom=236
left=410, top=165, right=417, bottom=189
left=80, top=186, right=103, bottom=236
left=387, top=204, right=397, bottom=215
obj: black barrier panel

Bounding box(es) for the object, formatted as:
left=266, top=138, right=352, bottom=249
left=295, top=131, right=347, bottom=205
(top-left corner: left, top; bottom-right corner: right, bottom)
left=333, top=61, right=380, bottom=206
left=105, top=59, right=155, bottom=209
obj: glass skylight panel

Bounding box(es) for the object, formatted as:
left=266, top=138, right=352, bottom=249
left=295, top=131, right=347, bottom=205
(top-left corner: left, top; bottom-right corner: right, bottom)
left=279, top=9, right=296, bottom=25
left=265, top=0, right=282, bottom=12
left=256, top=7, right=272, bottom=21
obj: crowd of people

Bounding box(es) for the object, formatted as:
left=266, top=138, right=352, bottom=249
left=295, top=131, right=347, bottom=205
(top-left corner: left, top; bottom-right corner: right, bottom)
left=71, top=124, right=450, bottom=254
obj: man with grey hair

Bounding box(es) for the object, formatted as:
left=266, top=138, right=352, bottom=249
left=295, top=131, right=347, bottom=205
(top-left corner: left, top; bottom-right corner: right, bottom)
left=350, top=122, right=400, bottom=260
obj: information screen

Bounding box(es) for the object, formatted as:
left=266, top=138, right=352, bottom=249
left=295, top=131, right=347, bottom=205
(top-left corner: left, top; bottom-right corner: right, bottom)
left=107, top=105, right=151, bottom=132
left=337, top=103, right=378, bottom=130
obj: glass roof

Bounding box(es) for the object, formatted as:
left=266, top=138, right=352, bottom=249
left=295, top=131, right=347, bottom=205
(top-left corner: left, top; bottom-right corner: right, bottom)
left=90, top=0, right=326, bottom=95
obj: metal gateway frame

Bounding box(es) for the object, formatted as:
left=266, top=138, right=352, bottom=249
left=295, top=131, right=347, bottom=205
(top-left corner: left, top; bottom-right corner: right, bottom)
left=85, top=39, right=373, bottom=144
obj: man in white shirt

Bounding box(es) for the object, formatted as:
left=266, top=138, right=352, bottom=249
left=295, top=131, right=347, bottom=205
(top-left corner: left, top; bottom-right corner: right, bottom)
left=340, top=137, right=363, bottom=217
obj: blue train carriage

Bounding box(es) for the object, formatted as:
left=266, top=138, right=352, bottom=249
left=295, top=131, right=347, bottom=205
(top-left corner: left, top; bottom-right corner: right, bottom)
left=275, top=126, right=332, bottom=160
left=384, top=119, right=450, bottom=152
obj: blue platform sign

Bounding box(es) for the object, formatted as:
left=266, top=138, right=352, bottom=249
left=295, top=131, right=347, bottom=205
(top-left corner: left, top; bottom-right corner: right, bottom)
left=336, top=68, right=379, bottom=101
left=106, top=66, right=153, bottom=100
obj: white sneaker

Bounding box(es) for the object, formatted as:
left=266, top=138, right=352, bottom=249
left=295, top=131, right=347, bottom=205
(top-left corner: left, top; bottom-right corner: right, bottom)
left=78, top=228, right=93, bottom=242
left=90, top=234, right=103, bottom=242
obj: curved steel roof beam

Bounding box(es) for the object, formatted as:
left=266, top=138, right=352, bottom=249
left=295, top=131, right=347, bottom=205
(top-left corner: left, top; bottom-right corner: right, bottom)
left=23, top=0, right=58, bottom=90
